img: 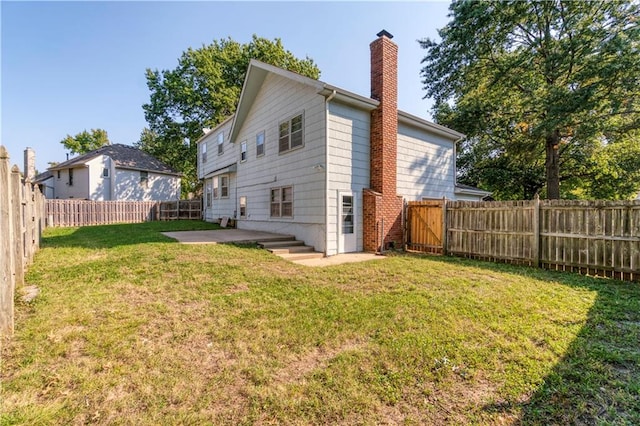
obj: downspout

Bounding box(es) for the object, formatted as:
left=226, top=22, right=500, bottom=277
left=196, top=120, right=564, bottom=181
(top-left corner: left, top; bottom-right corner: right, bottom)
left=324, top=90, right=336, bottom=256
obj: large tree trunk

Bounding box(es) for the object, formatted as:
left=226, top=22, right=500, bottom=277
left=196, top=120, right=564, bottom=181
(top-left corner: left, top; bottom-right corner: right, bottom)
left=545, top=130, right=561, bottom=199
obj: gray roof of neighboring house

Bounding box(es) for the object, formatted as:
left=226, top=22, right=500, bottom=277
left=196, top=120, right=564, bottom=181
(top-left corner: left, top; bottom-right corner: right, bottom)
left=49, top=144, right=180, bottom=175
left=34, top=170, right=54, bottom=183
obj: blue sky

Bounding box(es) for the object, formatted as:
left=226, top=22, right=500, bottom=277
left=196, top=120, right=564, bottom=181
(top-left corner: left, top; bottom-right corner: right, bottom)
left=1, top=1, right=452, bottom=173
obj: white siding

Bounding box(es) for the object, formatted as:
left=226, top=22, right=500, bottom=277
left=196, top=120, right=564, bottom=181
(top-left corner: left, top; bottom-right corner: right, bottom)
left=198, top=120, right=234, bottom=179
left=233, top=73, right=327, bottom=252
left=53, top=167, right=89, bottom=199
left=113, top=169, right=180, bottom=201
left=199, top=120, right=238, bottom=221
left=397, top=123, right=456, bottom=201
left=86, top=155, right=111, bottom=201
left=326, top=101, right=371, bottom=255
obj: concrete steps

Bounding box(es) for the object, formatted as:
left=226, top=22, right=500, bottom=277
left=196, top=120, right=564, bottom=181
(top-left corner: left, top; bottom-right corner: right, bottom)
left=257, top=237, right=324, bottom=261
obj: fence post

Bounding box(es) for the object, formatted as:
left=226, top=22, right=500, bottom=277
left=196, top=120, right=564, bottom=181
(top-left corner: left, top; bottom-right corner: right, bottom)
left=11, top=166, right=25, bottom=289
left=532, top=194, right=540, bottom=267
left=442, top=197, right=448, bottom=256
left=0, top=146, right=15, bottom=336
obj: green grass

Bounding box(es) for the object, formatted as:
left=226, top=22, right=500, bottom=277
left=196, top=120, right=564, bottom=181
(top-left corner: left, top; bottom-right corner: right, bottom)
left=2, top=221, right=639, bottom=425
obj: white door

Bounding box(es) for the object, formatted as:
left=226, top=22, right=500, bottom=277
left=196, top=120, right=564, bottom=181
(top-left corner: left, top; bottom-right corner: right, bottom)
left=338, top=191, right=357, bottom=253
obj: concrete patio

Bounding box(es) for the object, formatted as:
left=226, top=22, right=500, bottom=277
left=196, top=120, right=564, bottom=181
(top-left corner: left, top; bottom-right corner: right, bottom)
left=161, top=229, right=387, bottom=267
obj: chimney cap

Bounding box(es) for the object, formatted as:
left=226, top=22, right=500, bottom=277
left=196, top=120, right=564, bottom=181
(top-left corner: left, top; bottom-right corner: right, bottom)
left=376, top=30, right=394, bottom=39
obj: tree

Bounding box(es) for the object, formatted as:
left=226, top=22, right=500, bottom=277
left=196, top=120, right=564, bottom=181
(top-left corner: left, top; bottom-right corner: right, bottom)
left=421, top=0, right=640, bottom=199
left=137, top=35, right=320, bottom=196
left=60, top=129, right=110, bottom=155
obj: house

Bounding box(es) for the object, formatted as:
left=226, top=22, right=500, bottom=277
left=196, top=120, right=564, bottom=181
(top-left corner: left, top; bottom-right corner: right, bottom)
left=46, top=144, right=181, bottom=201
left=197, top=30, right=490, bottom=255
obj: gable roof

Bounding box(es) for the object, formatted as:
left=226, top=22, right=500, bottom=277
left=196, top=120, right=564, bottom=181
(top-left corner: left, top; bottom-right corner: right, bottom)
left=49, top=144, right=180, bottom=175
left=226, top=60, right=464, bottom=143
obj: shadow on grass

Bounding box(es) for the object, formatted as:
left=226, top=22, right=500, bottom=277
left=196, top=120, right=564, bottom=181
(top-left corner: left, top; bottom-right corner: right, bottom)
left=42, top=221, right=221, bottom=249
left=400, top=252, right=640, bottom=424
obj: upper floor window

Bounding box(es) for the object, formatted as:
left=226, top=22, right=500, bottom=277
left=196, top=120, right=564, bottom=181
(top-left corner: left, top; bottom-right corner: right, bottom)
left=57, top=170, right=61, bottom=179
left=240, top=141, right=247, bottom=162
left=140, top=171, right=149, bottom=188
left=68, top=169, right=74, bottom=186
left=201, top=143, right=207, bottom=163
left=278, top=113, right=303, bottom=153
left=256, top=131, right=265, bottom=157
left=217, top=132, right=224, bottom=155
left=102, top=168, right=109, bottom=178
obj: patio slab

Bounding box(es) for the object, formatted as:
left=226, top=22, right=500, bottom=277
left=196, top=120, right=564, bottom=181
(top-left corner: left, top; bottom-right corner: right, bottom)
left=162, top=229, right=388, bottom=267
left=161, top=229, right=294, bottom=244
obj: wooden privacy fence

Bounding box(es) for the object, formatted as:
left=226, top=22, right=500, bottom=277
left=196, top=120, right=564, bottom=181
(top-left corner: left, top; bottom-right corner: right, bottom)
left=46, top=199, right=202, bottom=227
left=407, top=198, right=640, bottom=282
left=406, top=200, right=444, bottom=254
left=1, top=146, right=46, bottom=336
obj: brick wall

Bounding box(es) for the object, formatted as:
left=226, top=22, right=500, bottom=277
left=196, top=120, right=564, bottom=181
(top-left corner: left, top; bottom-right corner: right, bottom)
left=364, top=31, right=404, bottom=252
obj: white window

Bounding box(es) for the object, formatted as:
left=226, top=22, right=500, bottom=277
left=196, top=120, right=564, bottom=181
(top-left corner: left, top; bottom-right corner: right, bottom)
left=270, top=186, right=293, bottom=217
left=201, top=143, right=207, bottom=163
left=278, top=113, right=303, bottom=153
left=213, top=176, right=219, bottom=198
left=240, top=141, right=247, bottom=162
left=205, top=181, right=212, bottom=207
left=102, top=168, right=109, bottom=178
left=239, top=196, right=247, bottom=218
left=256, top=131, right=265, bottom=157
left=217, top=132, right=224, bottom=155
left=220, top=175, right=229, bottom=198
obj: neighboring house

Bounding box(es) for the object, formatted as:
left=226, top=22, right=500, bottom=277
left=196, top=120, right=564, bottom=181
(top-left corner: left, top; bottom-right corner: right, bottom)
left=47, top=144, right=181, bottom=201
left=33, top=170, right=55, bottom=199
left=197, top=30, right=490, bottom=255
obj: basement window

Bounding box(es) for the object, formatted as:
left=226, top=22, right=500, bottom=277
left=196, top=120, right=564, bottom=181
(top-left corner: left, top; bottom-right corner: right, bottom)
left=220, top=175, right=229, bottom=198
left=239, top=196, right=247, bottom=218
left=270, top=186, right=293, bottom=218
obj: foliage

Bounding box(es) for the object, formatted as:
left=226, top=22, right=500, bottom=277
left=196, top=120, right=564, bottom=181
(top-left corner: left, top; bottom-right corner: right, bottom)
left=60, top=129, right=110, bottom=155
left=137, top=35, right=320, bottom=196
left=421, top=0, right=640, bottom=199
left=3, top=222, right=640, bottom=424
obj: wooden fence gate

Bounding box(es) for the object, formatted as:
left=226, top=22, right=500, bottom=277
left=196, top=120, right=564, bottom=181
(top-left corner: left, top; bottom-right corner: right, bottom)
left=406, top=200, right=444, bottom=254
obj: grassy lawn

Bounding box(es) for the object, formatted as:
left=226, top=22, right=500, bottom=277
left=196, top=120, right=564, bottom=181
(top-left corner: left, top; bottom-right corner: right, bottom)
left=2, top=221, right=639, bottom=425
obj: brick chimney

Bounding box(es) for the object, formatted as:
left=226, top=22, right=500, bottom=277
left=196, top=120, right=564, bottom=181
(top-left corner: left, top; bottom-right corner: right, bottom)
left=24, top=147, right=36, bottom=183
left=363, top=30, right=404, bottom=252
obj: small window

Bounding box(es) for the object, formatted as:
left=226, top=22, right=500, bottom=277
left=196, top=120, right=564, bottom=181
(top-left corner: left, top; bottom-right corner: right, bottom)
left=256, top=131, right=265, bottom=157
left=278, top=113, right=304, bottom=153
left=140, top=171, right=148, bottom=188
left=220, top=175, right=229, bottom=198
left=205, top=181, right=212, bottom=207
left=57, top=170, right=61, bottom=179
left=102, top=168, right=109, bottom=178
left=240, top=141, right=247, bottom=162
left=68, top=169, right=73, bottom=186
left=217, top=133, right=224, bottom=155
left=239, top=196, right=247, bottom=218
left=213, top=176, right=219, bottom=198
left=201, top=143, right=207, bottom=163
left=270, top=186, right=293, bottom=218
